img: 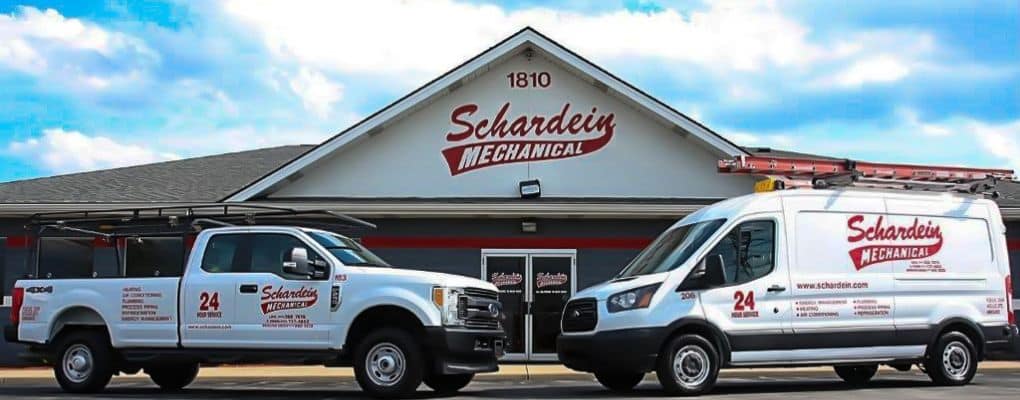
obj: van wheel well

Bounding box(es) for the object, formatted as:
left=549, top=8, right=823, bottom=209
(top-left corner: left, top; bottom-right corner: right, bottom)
left=344, top=306, right=425, bottom=361
left=663, top=323, right=729, bottom=365
left=932, top=322, right=983, bottom=359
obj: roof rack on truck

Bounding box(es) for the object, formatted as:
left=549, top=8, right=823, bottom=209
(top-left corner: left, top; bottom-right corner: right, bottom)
left=26, top=203, right=376, bottom=238
left=717, top=155, right=1016, bottom=198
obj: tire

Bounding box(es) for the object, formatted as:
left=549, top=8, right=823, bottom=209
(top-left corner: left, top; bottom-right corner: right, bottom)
left=52, top=330, right=115, bottom=394
left=834, top=365, right=878, bottom=385
left=656, top=334, right=719, bottom=396
left=353, top=328, right=425, bottom=398
left=146, top=363, right=199, bottom=391
left=594, top=371, right=644, bottom=392
left=423, top=373, right=474, bottom=394
left=924, top=331, right=978, bottom=386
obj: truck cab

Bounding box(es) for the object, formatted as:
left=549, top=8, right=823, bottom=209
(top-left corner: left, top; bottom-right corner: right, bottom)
left=5, top=206, right=504, bottom=398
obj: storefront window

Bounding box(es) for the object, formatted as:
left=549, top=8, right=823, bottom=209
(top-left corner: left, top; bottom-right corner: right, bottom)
left=38, top=238, right=93, bottom=279
left=125, top=237, right=185, bottom=277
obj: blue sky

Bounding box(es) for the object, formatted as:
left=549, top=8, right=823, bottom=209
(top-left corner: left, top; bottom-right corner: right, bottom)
left=0, top=0, right=1017, bottom=182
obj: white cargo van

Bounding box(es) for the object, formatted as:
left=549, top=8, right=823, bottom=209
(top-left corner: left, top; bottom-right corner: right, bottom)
left=557, top=187, right=1017, bottom=395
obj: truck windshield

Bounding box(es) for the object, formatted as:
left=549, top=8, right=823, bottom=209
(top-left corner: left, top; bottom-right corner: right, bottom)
left=616, top=219, right=726, bottom=278
left=307, top=232, right=391, bottom=268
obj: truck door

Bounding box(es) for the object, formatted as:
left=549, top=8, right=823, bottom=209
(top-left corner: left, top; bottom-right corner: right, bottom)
left=182, top=232, right=333, bottom=349
left=232, top=233, right=333, bottom=349
left=697, top=216, right=792, bottom=363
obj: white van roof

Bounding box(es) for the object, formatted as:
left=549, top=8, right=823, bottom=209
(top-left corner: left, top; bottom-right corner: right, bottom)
left=679, top=189, right=999, bottom=227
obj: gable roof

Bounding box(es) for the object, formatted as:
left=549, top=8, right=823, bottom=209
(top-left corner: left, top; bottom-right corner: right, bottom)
left=0, top=145, right=312, bottom=203
left=223, top=27, right=749, bottom=202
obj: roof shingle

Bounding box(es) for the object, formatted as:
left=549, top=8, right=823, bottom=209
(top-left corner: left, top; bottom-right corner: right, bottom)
left=0, top=145, right=313, bottom=203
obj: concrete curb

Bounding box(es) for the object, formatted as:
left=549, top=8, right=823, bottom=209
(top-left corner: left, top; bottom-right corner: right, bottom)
left=1, top=362, right=1017, bottom=380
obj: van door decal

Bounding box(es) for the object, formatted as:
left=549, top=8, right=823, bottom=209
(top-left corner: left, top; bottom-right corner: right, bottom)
left=846, top=215, right=944, bottom=270
left=731, top=290, right=759, bottom=318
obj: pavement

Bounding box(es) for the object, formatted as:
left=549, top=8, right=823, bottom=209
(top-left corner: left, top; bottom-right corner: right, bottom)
left=1, top=363, right=1019, bottom=399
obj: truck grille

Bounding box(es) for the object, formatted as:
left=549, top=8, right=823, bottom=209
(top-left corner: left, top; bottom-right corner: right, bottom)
left=463, top=287, right=498, bottom=300
left=457, top=288, right=501, bottom=330
left=561, top=298, right=598, bottom=332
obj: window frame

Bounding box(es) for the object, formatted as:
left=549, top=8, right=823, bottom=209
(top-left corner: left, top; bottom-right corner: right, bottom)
left=199, top=232, right=332, bottom=280
left=689, top=217, right=779, bottom=290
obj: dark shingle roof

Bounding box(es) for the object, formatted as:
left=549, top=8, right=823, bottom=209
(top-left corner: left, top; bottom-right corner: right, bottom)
left=0, top=145, right=313, bottom=203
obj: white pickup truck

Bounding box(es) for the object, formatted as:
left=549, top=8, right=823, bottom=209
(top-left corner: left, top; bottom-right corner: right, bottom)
left=4, top=225, right=505, bottom=397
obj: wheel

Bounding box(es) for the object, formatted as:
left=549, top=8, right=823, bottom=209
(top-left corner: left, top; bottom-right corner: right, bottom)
left=146, top=363, right=199, bottom=391
left=423, top=373, right=473, bottom=394
left=834, top=365, right=878, bottom=385
left=353, top=328, right=425, bottom=398
left=52, top=330, right=115, bottom=393
left=594, top=371, right=644, bottom=392
left=924, top=331, right=978, bottom=386
left=655, top=334, right=719, bottom=396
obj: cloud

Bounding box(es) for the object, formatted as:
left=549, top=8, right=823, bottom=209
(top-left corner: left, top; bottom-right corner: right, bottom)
left=722, top=130, right=795, bottom=148
left=969, top=120, right=1020, bottom=174
left=6, top=128, right=180, bottom=174
left=288, top=67, right=344, bottom=118
left=223, top=0, right=823, bottom=77
left=824, top=55, right=912, bottom=88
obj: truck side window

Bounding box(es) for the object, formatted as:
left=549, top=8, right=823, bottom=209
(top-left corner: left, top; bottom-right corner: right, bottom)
left=250, top=234, right=325, bottom=280
left=704, top=220, right=775, bottom=285
left=201, top=233, right=326, bottom=279
left=201, top=234, right=247, bottom=273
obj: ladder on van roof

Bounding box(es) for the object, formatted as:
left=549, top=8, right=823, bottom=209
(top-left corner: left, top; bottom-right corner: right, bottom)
left=717, top=155, right=1016, bottom=197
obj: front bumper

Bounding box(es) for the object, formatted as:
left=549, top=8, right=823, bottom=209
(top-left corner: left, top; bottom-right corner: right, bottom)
left=557, top=328, right=664, bottom=373
left=424, top=327, right=504, bottom=375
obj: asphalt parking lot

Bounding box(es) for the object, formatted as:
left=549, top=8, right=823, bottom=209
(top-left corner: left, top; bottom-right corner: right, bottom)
left=2, top=369, right=1020, bottom=400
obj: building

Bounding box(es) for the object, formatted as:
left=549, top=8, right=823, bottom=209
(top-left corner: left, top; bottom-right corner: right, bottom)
left=2, top=28, right=1018, bottom=365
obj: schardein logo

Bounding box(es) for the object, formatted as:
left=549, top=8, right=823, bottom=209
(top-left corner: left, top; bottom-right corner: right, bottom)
left=536, top=272, right=568, bottom=288
left=846, top=215, right=943, bottom=270
left=490, top=272, right=523, bottom=287
left=260, top=285, right=318, bottom=314
left=441, top=102, right=616, bottom=176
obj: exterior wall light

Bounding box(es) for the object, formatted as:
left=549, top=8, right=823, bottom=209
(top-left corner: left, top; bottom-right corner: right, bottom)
left=519, top=179, right=541, bottom=199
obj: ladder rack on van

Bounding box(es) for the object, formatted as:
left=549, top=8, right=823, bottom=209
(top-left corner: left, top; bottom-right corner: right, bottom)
left=717, top=155, right=1016, bottom=197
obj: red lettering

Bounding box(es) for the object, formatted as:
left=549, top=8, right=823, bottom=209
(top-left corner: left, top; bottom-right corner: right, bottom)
left=446, top=104, right=477, bottom=141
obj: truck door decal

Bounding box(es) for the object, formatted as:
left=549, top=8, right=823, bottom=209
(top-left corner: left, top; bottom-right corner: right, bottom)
left=197, top=292, right=223, bottom=318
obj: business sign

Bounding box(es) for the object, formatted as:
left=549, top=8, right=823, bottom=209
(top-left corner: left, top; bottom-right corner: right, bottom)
left=441, top=102, right=616, bottom=176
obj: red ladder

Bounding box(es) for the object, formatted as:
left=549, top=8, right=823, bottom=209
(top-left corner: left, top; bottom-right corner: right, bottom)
left=717, top=155, right=1014, bottom=194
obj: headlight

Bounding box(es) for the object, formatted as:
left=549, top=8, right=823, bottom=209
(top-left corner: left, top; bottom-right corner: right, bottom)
left=431, top=286, right=465, bottom=326
left=607, top=283, right=660, bottom=313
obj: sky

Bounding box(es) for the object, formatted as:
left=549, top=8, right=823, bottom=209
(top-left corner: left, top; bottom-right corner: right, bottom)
left=0, top=0, right=1017, bottom=182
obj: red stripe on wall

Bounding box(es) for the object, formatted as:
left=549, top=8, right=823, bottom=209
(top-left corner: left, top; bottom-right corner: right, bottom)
left=5, top=236, right=30, bottom=248
left=1009, top=239, right=1020, bottom=251
left=360, top=236, right=654, bottom=250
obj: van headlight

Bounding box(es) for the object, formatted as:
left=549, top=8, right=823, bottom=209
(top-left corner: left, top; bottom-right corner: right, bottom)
left=432, top=286, right=465, bottom=326
left=607, top=284, right=661, bottom=313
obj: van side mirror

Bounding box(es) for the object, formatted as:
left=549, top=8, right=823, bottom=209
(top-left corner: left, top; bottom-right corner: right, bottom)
left=704, top=254, right=727, bottom=287
left=678, top=254, right=727, bottom=291
left=283, top=247, right=312, bottom=277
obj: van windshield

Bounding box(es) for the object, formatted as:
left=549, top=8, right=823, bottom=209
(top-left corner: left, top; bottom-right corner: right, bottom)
left=616, top=219, right=726, bottom=278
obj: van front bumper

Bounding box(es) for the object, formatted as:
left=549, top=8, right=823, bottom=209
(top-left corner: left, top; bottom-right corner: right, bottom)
left=557, top=328, right=663, bottom=373
left=424, top=327, right=504, bottom=375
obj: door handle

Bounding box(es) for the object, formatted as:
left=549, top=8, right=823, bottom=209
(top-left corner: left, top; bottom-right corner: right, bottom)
left=767, top=285, right=786, bottom=293
left=239, top=284, right=258, bottom=294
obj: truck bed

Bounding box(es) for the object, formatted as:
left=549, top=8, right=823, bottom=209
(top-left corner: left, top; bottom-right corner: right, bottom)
left=16, top=277, right=181, bottom=348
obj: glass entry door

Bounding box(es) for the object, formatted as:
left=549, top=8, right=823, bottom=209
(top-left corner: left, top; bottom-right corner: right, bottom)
left=482, top=249, right=576, bottom=361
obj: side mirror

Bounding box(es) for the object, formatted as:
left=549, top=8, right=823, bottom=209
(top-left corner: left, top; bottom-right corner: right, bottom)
left=283, top=247, right=312, bottom=277
left=703, top=254, right=727, bottom=287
